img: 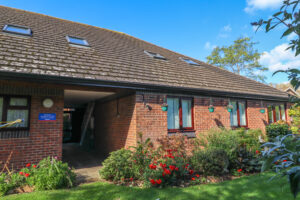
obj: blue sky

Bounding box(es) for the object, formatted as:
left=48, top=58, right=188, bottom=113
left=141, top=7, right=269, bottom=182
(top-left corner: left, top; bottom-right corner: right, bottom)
left=0, top=0, right=298, bottom=84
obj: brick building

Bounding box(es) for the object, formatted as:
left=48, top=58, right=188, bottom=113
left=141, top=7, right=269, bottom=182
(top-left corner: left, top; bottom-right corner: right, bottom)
left=0, top=6, right=291, bottom=169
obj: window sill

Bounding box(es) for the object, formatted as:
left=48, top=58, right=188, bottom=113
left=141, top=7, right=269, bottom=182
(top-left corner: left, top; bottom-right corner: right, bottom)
left=168, top=130, right=196, bottom=138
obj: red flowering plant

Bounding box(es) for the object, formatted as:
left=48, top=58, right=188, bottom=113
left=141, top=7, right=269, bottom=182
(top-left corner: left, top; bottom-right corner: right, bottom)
left=143, top=147, right=193, bottom=187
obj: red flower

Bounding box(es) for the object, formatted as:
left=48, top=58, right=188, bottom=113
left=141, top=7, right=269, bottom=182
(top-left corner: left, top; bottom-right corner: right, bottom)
left=130, top=177, right=133, bottom=181
left=189, top=170, right=194, bottom=175
left=191, top=177, right=195, bottom=181
left=19, top=172, right=24, bottom=175
left=33, top=165, right=37, bottom=168
left=196, top=174, right=200, bottom=178
left=255, top=150, right=260, bottom=154
left=169, top=165, right=176, bottom=171
left=156, top=179, right=162, bottom=184
left=283, top=160, right=287, bottom=162
left=25, top=173, right=30, bottom=177
left=164, top=169, right=171, bottom=175
left=26, top=163, right=31, bottom=167
left=150, top=179, right=156, bottom=185
left=175, top=167, right=179, bottom=171
left=162, top=172, right=165, bottom=177
left=160, top=163, right=166, bottom=168
left=237, top=169, right=242, bottom=172
left=149, top=164, right=157, bottom=170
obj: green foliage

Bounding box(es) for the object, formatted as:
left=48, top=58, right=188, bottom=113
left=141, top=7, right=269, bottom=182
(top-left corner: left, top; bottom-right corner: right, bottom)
left=0, top=173, right=11, bottom=197
left=206, top=37, right=267, bottom=82
left=24, top=157, right=76, bottom=191
left=191, top=148, right=229, bottom=176
left=266, top=121, right=291, bottom=139
left=252, top=0, right=300, bottom=56
left=195, top=128, right=263, bottom=173
left=143, top=149, right=192, bottom=188
left=289, top=105, right=300, bottom=134
left=261, top=134, right=300, bottom=198
left=99, top=149, right=137, bottom=182
left=130, top=133, right=156, bottom=176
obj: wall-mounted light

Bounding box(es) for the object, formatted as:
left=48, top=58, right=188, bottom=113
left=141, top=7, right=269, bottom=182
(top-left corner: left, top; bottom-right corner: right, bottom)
left=208, top=97, right=214, bottom=113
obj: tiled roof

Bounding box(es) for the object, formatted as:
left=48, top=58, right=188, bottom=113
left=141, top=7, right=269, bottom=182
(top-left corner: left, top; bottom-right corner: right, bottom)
left=0, top=6, right=289, bottom=100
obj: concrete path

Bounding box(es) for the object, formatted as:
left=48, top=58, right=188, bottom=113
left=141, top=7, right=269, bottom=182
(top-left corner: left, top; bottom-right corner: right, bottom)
left=62, top=143, right=105, bottom=184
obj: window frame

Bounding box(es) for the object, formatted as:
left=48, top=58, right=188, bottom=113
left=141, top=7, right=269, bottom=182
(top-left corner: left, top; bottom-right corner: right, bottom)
left=179, top=57, right=200, bottom=66
left=0, top=95, right=31, bottom=131
left=167, top=96, right=194, bottom=133
left=144, top=50, right=167, bottom=60
left=230, top=100, right=248, bottom=128
left=2, top=24, right=33, bottom=36
left=66, top=35, right=90, bottom=47
left=267, top=103, right=287, bottom=124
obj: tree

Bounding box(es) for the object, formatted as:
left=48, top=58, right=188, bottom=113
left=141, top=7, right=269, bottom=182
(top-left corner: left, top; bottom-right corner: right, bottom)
left=252, top=0, right=300, bottom=198
left=251, top=0, right=300, bottom=56
left=206, top=37, right=267, bottom=82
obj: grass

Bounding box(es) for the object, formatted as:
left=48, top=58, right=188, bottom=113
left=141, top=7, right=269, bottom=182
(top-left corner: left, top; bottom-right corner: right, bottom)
left=3, top=173, right=293, bottom=200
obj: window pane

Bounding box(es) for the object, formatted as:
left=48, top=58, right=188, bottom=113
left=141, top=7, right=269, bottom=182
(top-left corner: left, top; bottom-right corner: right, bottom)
left=275, top=106, right=280, bottom=121
left=280, top=105, right=286, bottom=121
left=230, top=102, right=238, bottom=126
left=7, top=110, right=29, bottom=128
left=167, top=98, right=179, bottom=129
left=238, top=102, right=246, bottom=126
left=0, top=97, right=3, bottom=121
left=268, top=106, right=274, bottom=123
left=182, top=99, right=192, bottom=128
left=10, top=98, right=27, bottom=106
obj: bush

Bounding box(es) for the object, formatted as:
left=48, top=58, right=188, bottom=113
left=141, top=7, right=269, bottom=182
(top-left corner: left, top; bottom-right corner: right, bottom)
left=194, top=128, right=263, bottom=173
left=99, top=149, right=138, bottom=182
left=143, top=148, right=192, bottom=187
left=266, top=121, right=291, bottom=139
left=0, top=173, right=11, bottom=196
left=191, top=148, right=229, bottom=176
left=22, top=157, right=76, bottom=191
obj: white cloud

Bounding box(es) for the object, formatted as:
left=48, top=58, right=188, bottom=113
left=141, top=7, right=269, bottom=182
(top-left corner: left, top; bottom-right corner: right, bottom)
left=204, top=42, right=216, bottom=50
left=287, top=32, right=297, bottom=40
left=245, top=0, right=282, bottom=13
left=223, top=25, right=232, bottom=32
left=260, top=43, right=300, bottom=71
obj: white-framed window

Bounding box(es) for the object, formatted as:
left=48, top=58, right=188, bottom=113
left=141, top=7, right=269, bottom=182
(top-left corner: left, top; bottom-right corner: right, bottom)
left=2, top=24, right=32, bottom=36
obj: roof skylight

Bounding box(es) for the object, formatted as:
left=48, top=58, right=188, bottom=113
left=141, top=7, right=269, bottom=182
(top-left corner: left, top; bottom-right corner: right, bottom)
left=2, top=24, right=32, bottom=36
left=144, top=50, right=166, bottom=60
left=66, top=36, right=89, bottom=47
left=180, top=57, right=200, bottom=66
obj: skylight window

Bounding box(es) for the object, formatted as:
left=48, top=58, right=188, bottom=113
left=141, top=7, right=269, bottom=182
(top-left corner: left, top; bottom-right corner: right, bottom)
left=2, top=24, right=32, bottom=36
left=180, top=57, right=200, bottom=66
left=66, top=36, right=89, bottom=47
left=144, top=50, right=166, bottom=60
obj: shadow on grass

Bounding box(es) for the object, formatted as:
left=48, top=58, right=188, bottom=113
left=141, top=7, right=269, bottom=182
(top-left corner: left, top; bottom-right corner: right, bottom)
left=4, top=173, right=294, bottom=200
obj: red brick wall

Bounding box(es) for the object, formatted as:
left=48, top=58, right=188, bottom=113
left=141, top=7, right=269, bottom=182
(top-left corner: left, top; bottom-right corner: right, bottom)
left=135, top=93, right=291, bottom=144
left=0, top=94, right=63, bottom=170
left=94, top=94, right=137, bottom=155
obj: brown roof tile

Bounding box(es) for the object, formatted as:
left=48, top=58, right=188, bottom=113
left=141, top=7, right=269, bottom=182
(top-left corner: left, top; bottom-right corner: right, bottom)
left=0, top=6, right=289, bottom=99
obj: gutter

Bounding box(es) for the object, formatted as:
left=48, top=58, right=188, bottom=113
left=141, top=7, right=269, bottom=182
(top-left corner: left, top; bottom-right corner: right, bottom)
left=0, top=71, right=289, bottom=102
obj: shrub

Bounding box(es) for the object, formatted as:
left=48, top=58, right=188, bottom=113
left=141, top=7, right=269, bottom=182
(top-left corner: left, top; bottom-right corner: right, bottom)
left=143, top=149, right=192, bottom=187
left=191, top=148, right=229, bottom=176
left=0, top=173, right=11, bottom=196
left=288, top=106, right=300, bottom=134
left=23, top=157, right=76, bottom=191
left=99, top=149, right=138, bottom=182
left=194, top=128, right=263, bottom=173
left=266, top=121, right=291, bottom=139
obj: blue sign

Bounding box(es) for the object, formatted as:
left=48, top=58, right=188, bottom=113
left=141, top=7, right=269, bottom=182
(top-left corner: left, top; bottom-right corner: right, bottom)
left=39, top=113, right=56, bottom=121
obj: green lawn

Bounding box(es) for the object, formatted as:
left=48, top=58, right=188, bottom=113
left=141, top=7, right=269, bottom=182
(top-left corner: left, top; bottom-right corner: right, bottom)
left=3, top=173, right=293, bottom=200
